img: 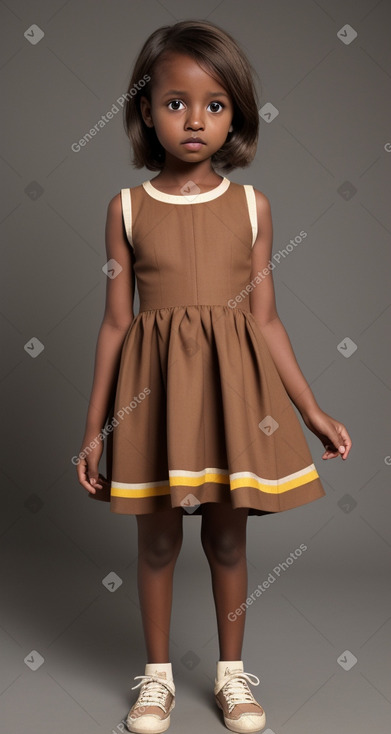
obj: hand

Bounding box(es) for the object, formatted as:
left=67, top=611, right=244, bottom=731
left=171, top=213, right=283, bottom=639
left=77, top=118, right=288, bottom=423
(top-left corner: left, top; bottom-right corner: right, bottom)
left=301, top=407, right=352, bottom=460
left=76, top=438, right=106, bottom=495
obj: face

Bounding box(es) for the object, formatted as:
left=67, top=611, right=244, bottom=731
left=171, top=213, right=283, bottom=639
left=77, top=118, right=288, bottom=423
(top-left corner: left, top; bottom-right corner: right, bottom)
left=140, top=53, right=234, bottom=166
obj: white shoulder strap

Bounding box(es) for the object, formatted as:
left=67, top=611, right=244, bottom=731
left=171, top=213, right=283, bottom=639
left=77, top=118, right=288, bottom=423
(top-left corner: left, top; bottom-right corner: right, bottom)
left=120, top=188, right=134, bottom=251
left=243, top=185, right=258, bottom=247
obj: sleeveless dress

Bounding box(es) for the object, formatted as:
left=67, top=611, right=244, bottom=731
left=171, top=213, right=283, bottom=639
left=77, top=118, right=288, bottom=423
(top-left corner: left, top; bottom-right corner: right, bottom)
left=98, top=176, right=326, bottom=516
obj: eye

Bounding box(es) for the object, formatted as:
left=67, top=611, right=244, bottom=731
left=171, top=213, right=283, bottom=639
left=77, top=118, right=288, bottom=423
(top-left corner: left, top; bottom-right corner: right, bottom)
left=167, top=100, right=185, bottom=110
left=208, top=101, right=224, bottom=113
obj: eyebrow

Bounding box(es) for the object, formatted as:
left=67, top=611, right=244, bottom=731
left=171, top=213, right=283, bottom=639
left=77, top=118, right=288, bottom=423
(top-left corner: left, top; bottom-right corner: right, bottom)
left=162, top=90, right=230, bottom=98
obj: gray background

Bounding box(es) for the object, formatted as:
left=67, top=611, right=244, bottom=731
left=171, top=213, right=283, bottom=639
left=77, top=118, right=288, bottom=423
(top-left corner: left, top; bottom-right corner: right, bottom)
left=1, top=1, right=391, bottom=732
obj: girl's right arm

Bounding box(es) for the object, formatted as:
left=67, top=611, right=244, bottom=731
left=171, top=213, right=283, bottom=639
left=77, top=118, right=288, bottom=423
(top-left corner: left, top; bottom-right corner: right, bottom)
left=77, top=193, right=135, bottom=495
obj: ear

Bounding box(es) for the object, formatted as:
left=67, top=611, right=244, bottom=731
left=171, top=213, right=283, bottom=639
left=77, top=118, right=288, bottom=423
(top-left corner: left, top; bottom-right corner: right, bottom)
left=140, top=96, right=154, bottom=127
left=228, top=124, right=233, bottom=132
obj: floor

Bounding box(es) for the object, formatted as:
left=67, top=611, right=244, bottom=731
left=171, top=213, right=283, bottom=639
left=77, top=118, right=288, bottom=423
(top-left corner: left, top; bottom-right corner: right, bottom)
left=1, top=497, right=390, bottom=734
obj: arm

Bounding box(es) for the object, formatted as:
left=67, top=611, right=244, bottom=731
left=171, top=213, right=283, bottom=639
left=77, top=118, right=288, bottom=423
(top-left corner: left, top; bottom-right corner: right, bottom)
left=77, top=193, right=136, bottom=492
left=249, top=190, right=352, bottom=460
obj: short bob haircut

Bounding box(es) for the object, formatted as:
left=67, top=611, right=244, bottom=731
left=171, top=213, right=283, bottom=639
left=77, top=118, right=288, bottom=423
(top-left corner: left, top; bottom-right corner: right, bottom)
left=123, top=20, right=261, bottom=173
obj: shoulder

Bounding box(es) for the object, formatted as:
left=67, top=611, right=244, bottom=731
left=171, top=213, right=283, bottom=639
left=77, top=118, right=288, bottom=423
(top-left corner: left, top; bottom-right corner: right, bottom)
left=238, top=182, right=271, bottom=217
left=105, top=194, right=129, bottom=242
left=251, top=188, right=272, bottom=234
left=106, top=192, right=122, bottom=219
left=252, top=187, right=271, bottom=215
left=105, top=193, right=128, bottom=241
left=106, top=183, right=144, bottom=215
left=105, top=188, right=133, bottom=226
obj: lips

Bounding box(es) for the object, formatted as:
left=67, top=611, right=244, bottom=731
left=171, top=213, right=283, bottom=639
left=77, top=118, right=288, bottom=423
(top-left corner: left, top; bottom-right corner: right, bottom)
left=182, top=138, right=206, bottom=144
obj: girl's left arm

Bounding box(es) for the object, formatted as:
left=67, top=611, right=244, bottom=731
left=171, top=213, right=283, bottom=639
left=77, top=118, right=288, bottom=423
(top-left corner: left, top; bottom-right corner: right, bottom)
left=249, top=189, right=352, bottom=461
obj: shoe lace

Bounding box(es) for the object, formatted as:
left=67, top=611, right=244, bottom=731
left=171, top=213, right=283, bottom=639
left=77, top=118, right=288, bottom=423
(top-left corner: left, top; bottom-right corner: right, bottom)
left=220, top=671, right=260, bottom=714
left=130, top=674, right=174, bottom=713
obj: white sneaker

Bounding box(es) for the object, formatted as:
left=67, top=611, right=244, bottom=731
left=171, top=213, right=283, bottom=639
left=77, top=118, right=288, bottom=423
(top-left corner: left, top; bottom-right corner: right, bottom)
left=126, top=665, right=175, bottom=733
left=214, top=661, right=266, bottom=732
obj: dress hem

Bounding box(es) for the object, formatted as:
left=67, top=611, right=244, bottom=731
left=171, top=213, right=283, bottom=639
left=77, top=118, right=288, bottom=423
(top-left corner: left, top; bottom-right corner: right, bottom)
left=107, top=477, right=326, bottom=516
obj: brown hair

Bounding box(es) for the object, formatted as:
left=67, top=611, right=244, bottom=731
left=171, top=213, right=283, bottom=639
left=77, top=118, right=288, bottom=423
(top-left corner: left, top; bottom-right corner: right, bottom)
left=123, top=20, right=261, bottom=173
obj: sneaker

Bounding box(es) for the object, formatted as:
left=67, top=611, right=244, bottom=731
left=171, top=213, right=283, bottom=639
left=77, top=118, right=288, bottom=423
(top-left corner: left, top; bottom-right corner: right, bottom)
left=214, top=661, right=266, bottom=733
left=126, top=666, right=175, bottom=734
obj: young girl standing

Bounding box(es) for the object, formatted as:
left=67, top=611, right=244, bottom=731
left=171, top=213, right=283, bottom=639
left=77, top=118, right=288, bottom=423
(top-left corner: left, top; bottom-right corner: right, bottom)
left=77, top=20, right=351, bottom=734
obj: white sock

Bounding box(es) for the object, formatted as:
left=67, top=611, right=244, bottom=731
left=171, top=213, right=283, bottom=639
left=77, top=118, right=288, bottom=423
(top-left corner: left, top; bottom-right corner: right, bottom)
left=145, top=662, right=173, bottom=682
left=216, top=659, right=243, bottom=680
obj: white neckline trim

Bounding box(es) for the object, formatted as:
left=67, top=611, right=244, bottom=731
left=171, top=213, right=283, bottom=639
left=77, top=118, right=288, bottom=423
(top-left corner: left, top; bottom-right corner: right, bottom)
left=142, top=177, right=230, bottom=204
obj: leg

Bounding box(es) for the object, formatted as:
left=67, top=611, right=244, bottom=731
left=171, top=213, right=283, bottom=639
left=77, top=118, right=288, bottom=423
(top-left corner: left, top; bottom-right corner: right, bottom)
left=200, top=503, right=249, bottom=660
left=136, top=506, right=184, bottom=663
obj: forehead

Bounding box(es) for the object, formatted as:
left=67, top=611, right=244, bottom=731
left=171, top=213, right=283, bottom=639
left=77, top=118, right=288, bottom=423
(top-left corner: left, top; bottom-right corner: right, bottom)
left=152, top=52, right=226, bottom=91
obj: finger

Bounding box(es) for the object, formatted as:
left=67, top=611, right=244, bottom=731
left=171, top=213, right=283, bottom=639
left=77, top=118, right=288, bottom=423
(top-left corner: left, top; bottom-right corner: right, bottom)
left=322, top=425, right=352, bottom=460
left=79, top=474, right=98, bottom=494
left=89, top=472, right=103, bottom=490
left=77, top=459, right=102, bottom=493
left=321, top=445, right=340, bottom=460
left=93, top=473, right=109, bottom=491
left=87, top=474, right=111, bottom=500
left=78, top=472, right=97, bottom=493
left=338, top=426, right=352, bottom=460
left=321, top=432, right=342, bottom=458
left=76, top=459, right=94, bottom=491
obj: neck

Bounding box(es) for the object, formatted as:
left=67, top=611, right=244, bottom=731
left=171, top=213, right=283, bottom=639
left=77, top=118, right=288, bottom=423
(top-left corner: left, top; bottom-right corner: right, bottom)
left=153, top=158, right=222, bottom=188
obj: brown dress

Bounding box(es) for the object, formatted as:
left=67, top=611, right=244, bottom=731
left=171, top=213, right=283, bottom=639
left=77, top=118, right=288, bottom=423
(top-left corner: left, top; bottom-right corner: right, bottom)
left=98, top=176, right=326, bottom=516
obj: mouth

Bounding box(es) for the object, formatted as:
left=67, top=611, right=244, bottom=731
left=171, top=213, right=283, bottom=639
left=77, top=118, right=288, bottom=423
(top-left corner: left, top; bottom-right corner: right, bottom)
left=181, top=138, right=206, bottom=150
left=182, top=138, right=206, bottom=144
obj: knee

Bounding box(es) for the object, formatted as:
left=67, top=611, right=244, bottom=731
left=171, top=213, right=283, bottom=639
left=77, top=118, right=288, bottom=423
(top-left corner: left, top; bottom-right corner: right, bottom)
left=201, top=529, right=244, bottom=567
left=140, top=528, right=183, bottom=569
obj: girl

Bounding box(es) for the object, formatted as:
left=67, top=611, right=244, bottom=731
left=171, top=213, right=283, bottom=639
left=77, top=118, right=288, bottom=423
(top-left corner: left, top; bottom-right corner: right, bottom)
left=77, top=19, right=351, bottom=734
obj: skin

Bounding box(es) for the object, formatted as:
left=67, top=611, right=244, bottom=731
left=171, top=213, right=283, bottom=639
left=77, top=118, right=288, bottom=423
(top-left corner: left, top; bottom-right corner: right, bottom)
left=77, top=52, right=352, bottom=666
left=139, top=52, right=234, bottom=191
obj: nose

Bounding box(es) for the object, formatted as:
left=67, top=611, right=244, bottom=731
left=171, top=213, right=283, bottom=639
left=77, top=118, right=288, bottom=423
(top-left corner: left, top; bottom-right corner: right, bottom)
left=185, top=106, right=205, bottom=131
